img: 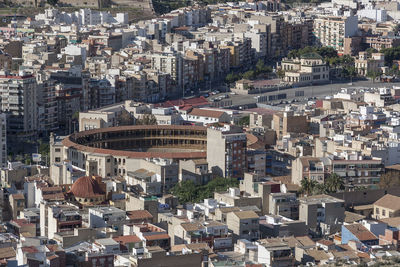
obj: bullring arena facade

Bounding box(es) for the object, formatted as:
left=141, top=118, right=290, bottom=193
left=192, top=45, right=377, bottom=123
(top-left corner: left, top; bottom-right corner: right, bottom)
left=50, top=125, right=212, bottom=185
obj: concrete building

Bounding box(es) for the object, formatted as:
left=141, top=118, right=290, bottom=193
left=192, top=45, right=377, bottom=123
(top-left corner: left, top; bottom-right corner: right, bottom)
left=207, top=126, right=247, bottom=178
left=179, top=159, right=213, bottom=185
left=240, top=173, right=281, bottom=215
left=299, top=194, right=345, bottom=235
left=272, top=111, right=308, bottom=140
left=226, top=210, right=260, bottom=241
left=256, top=240, right=294, bottom=266
left=268, top=193, right=299, bottom=220
left=89, top=206, right=127, bottom=229
left=9, top=193, right=25, bottom=220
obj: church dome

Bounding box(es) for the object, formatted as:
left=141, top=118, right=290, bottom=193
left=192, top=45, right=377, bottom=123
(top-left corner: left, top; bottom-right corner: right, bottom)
left=68, top=176, right=105, bottom=198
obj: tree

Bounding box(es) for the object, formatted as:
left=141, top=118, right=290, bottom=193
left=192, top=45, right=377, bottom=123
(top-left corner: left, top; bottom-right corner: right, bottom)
left=255, top=59, right=272, bottom=76
left=325, top=173, right=344, bottom=193
left=256, top=59, right=265, bottom=74
left=225, top=72, right=240, bottom=84
left=313, top=183, right=327, bottom=195
left=136, top=114, right=157, bottom=125
left=343, top=66, right=357, bottom=80
left=300, top=178, right=317, bottom=196
left=242, top=70, right=256, bottom=80
left=47, top=0, right=58, bottom=5
left=379, top=172, right=400, bottom=189
left=238, top=116, right=249, bottom=126
left=366, top=48, right=378, bottom=57
left=117, top=110, right=134, bottom=126
left=171, top=180, right=198, bottom=203
left=171, top=177, right=239, bottom=203
left=276, top=69, right=285, bottom=80
left=367, top=70, right=382, bottom=83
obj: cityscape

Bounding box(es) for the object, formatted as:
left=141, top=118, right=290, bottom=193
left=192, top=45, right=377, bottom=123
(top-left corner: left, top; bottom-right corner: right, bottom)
left=1, top=0, right=400, bottom=266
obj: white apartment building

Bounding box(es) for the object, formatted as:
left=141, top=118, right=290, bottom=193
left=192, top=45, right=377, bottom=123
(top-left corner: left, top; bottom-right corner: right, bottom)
left=89, top=206, right=127, bottom=228
left=313, top=15, right=358, bottom=54
left=151, top=53, right=183, bottom=89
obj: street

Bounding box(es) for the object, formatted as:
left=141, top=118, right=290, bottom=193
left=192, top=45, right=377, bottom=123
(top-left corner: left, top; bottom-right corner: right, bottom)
left=208, top=80, right=400, bottom=108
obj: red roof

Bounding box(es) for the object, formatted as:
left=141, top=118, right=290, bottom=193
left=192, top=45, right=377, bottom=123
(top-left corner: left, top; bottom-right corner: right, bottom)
left=113, top=235, right=141, bottom=244
left=68, top=176, right=105, bottom=198
left=144, top=233, right=170, bottom=241
left=127, top=210, right=153, bottom=220
left=21, top=246, right=39, bottom=254
left=188, top=108, right=225, bottom=119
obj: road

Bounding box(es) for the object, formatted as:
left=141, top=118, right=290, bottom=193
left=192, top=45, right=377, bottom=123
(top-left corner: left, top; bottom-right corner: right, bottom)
left=208, top=80, right=399, bottom=108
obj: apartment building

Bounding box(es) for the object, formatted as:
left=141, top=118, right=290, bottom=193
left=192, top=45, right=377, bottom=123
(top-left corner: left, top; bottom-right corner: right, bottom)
left=0, top=72, right=37, bottom=137
left=299, top=194, right=345, bottom=235
left=151, top=52, right=183, bottom=92
left=226, top=210, right=260, bottom=241
left=37, top=73, right=58, bottom=133
left=207, top=126, right=247, bottom=178
left=272, top=111, right=308, bottom=140
left=0, top=113, right=6, bottom=168
left=268, top=193, right=299, bottom=220
left=313, top=15, right=358, bottom=54
left=331, top=159, right=382, bottom=188
left=363, top=36, right=400, bottom=50
left=219, top=38, right=252, bottom=68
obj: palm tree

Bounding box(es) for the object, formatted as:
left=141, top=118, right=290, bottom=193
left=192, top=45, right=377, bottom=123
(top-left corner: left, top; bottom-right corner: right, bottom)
left=325, top=173, right=344, bottom=193
left=300, top=178, right=317, bottom=196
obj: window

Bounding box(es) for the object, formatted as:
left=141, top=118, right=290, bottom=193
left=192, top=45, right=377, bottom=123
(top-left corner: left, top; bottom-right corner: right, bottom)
left=376, top=208, right=379, bottom=214
left=382, top=209, right=386, bottom=216
left=55, top=157, right=61, bottom=162
left=55, top=148, right=61, bottom=152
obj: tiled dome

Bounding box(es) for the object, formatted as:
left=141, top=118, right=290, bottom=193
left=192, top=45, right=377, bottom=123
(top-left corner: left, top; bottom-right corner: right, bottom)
left=68, top=176, right=105, bottom=198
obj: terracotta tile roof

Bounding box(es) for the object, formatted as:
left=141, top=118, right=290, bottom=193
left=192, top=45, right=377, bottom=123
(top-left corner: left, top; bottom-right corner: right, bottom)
left=144, top=233, right=170, bottom=241
left=0, top=247, right=15, bottom=259
left=68, top=176, right=105, bottom=198
left=42, top=193, right=65, bottom=201
left=374, top=194, right=400, bottom=211
left=316, top=239, right=334, bottom=246
left=11, top=194, right=24, bottom=200
left=21, top=246, right=39, bottom=254
left=344, top=224, right=377, bottom=241
left=46, top=244, right=62, bottom=252
left=41, top=187, right=62, bottom=192
left=11, top=219, right=33, bottom=227
left=113, top=235, right=141, bottom=244
left=127, top=210, right=153, bottom=221
left=181, top=222, right=205, bottom=232
left=188, top=108, right=225, bottom=119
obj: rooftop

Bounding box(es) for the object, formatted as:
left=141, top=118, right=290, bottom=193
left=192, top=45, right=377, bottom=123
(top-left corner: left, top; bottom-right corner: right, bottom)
left=344, top=224, right=377, bottom=241
left=374, top=194, right=400, bottom=211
